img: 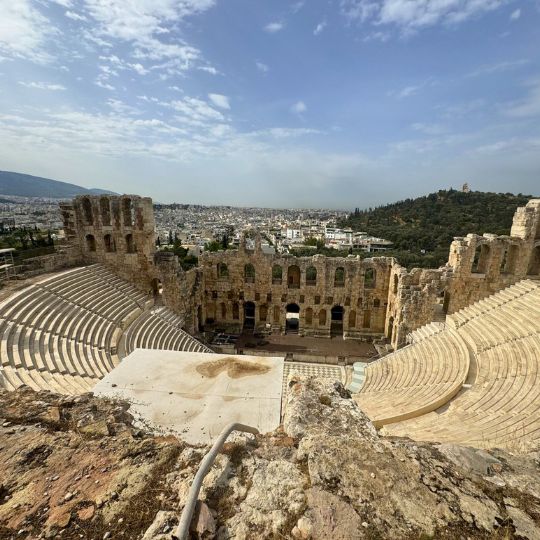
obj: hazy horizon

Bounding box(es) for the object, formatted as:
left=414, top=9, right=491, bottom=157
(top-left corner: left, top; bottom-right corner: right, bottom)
left=1, top=1, right=539, bottom=208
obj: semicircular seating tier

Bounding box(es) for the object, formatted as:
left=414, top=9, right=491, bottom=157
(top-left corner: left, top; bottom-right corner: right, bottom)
left=0, top=264, right=211, bottom=395
left=357, top=280, right=540, bottom=452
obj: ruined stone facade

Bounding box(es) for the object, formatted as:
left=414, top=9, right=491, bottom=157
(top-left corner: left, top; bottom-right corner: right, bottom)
left=63, top=195, right=540, bottom=350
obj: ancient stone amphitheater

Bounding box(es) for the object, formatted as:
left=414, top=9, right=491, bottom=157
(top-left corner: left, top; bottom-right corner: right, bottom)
left=1, top=195, right=539, bottom=454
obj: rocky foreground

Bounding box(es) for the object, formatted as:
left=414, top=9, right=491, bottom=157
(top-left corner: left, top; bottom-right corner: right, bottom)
left=1, top=379, right=540, bottom=540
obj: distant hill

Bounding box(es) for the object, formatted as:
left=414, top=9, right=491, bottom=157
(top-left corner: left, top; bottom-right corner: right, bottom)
left=340, top=189, right=536, bottom=268
left=0, top=170, right=117, bottom=199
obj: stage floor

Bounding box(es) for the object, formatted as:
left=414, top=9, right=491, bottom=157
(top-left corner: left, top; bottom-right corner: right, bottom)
left=93, top=349, right=284, bottom=444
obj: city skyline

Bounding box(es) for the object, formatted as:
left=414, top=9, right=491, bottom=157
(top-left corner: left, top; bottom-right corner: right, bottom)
left=1, top=1, right=539, bottom=208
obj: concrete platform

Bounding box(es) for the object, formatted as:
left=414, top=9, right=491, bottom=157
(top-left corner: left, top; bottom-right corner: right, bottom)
left=93, top=349, right=284, bottom=444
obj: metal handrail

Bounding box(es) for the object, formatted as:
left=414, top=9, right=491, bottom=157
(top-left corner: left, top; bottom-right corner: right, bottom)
left=172, top=422, right=259, bottom=540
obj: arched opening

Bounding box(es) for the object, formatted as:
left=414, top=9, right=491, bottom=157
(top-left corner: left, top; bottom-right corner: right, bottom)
left=442, top=291, right=451, bottom=314
left=206, top=304, right=216, bottom=324
left=472, top=243, right=490, bottom=274
left=232, top=301, right=240, bottom=320
left=151, top=278, right=163, bottom=305
left=393, top=274, right=399, bottom=294
left=362, top=310, right=371, bottom=329
left=285, top=303, right=300, bottom=333
left=259, top=304, right=268, bottom=322
left=503, top=244, right=519, bottom=274
left=365, top=268, right=375, bottom=288
left=81, top=197, right=93, bottom=226
left=373, top=298, right=380, bottom=308
left=306, top=266, right=317, bottom=286
left=125, top=233, right=136, bottom=253
left=244, top=263, right=255, bottom=284
left=330, top=305, right=344, bottom=336
left=220, top=302, right=227, bottom=320
left=85, top=234, right=96, bottom=252
left=244, top=301, right=255, bottom=329
left=334, top=267, right=345, bottom=287
left=318, top=308, right=327, bottom=327
left=122, top=198, right=133, bottom=226
left=100, top=197, right=111, bottom=226
left=348, top=309, right=356, bottom=329
left=104, top=234, right=116, bottom=253
left=287, top=265, right=300, bottom=289
left=387, top=316, right=394, bottom=341
left=527, top=245, right=540, bottom=275
left=217, top=263, right=229, bottom=278
left=272, top=265, right=282, bottom=285
left=273, top=305, right=280, bottom=324
left=305, top=307, right=313, bottom=325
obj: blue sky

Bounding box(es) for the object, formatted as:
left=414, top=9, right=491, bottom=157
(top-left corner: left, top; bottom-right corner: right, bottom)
left=0, top=0, right=539, bottom=208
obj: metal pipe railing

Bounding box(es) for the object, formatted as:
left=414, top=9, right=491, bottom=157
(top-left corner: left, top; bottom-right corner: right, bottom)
left=172, top=422, right=259, bottom=540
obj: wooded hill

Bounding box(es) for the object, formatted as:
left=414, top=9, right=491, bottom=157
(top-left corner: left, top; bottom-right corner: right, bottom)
left=340, top=189, right=535, bottom=268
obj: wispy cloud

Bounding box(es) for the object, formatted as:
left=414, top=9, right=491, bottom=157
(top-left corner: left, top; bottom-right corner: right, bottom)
left=291, top=101, right=307, bottom=114
left=65, top=10, right=87, bottom=21
left=314, top=20, right=327, bottom=35
left=264, top=21, right=284, bottom=33
left=256, top=61, right=269, bottom=73
left=466, top=58, right=529, bottom=78
left=18, top=81, right=66, bottom=91
left=208, top=93, right=230, bottom=110
left=510, top=8, right=521, bottom=20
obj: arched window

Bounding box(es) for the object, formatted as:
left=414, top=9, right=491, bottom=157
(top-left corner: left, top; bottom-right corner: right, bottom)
left=272, top=265, right=282, bottom=284
left=232, top=301, right=239, bottom=320
left=334, top=267, right=345, bottom=287
left=393, top=274, right=399, bottom=294
left=244, top=263, right=255, bottom=283
left=528, top=245, right=540, bottom=276
left=273, top=305, right=280, bottom=323
left=217, top=263, right=229, bottom=278
left=318, top=308, right=327, bottom=326
left=364, top=268, right=375, bottom=288
left=259, top=305, right=268, bottom=322
left=288, top=265, right=300, bottom=289
left=104, top=234, right=116, bottom=253
left=348, top=310, right=356, bottom=328
left=85, top=234, right=96, bottom=252
left=472, top=244, right=490, bottom=274
left=100, top=197, right=111, bottom=226
left=373, top=299, right=380, bottom=308
left=220, top=302, right=227, bottom=319
left=306, top=266, right=317, bottom=286
left=81, top=197, right=93, bottom=225
left=362, top=310, right=371, bottom=328
left=305, top=307, right=313, bottom=325
left=122, top=198, right=133, bottom=226
left=125, top=233, right=136, bottom=253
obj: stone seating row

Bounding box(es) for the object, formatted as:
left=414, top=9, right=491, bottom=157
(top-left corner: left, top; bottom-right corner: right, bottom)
left=124, top=307, right=213, bottom=356
left=354, top=328, right=469, bottom=427
left=409, top=322, right=445, bottom=343
left=383, top=333, right=540, bottom=451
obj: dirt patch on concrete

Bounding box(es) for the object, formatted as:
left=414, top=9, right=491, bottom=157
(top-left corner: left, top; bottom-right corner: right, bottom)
left=196, top=357, right=271, bottom=379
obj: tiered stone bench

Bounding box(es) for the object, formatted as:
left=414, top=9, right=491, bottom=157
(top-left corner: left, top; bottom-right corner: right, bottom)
left=380, top=280, right=540, bottom=451
left=124, top=307, right=213, bottom=356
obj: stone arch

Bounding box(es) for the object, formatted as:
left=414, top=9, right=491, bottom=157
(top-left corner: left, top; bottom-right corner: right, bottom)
left=365, top=268, right=375, bottom=288
left=288, top=265, right=300, bottom=289
left=125, top=233, right=136, bottom=253
left=472, top=243, right=490, bottom=274
left=259, top=304, right=268, bottom=322
left=527, top=244, right=540, bottom=275
left=334, top=267, right=345, bottom=287
left=81, top=197, right=93, bottom=226
left=150, top=278, right=162, bottom=301
left=100, top=197, right=111, bottom=226
left=244, top=301, right=255, bottom=329
left=104, top=233, right=116, bottom=253
left=232, top=301, right=240, bottom=320
left=217, top=263, right=229, bottom=278
left=306, top=266, right=317, bottom=286
left=348, top=309, right=357, bottom=329
left=122, top=197, right=133, bottom=227
left=244, top=263, right=255, bottom=283
left=330, top=305, right=344, bottom=335
left=285, top=303, right=300, bottom=333
left=272, top=265, right=282, bottom=284
left=373, top=298, right=380, bottom=308
left=85, top=234, right=96, bottom=252
left=318, top=308, right=327, bottom=326
left=305, top=307, right=313, bottom=325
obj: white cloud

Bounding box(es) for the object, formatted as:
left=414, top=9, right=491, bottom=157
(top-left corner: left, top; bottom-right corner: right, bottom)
left=341, top=0, right=514, bottom=34
left=264, top=21, right=284, bottom=33
left=291, top=101, right=307, bottom=114
left=65, top=10, right=87, bottom=21
left=466, top=58, right=529, bottom=77
left=95, top=80, right=116, bottom=90
left=510, top=8, right=521, bottom=20
left=18, top=81, right=66, bottom=91
left=394, top=85, right=421, bottom=99
left=208, top=93, right=230, bottom=110
left=256, top=61, right=269, bottom=73
left=0, top=0, right=55, bottom=63
left=314, top=20, right=327, bottom=35
left=198, top=65, right=218, bottom=75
